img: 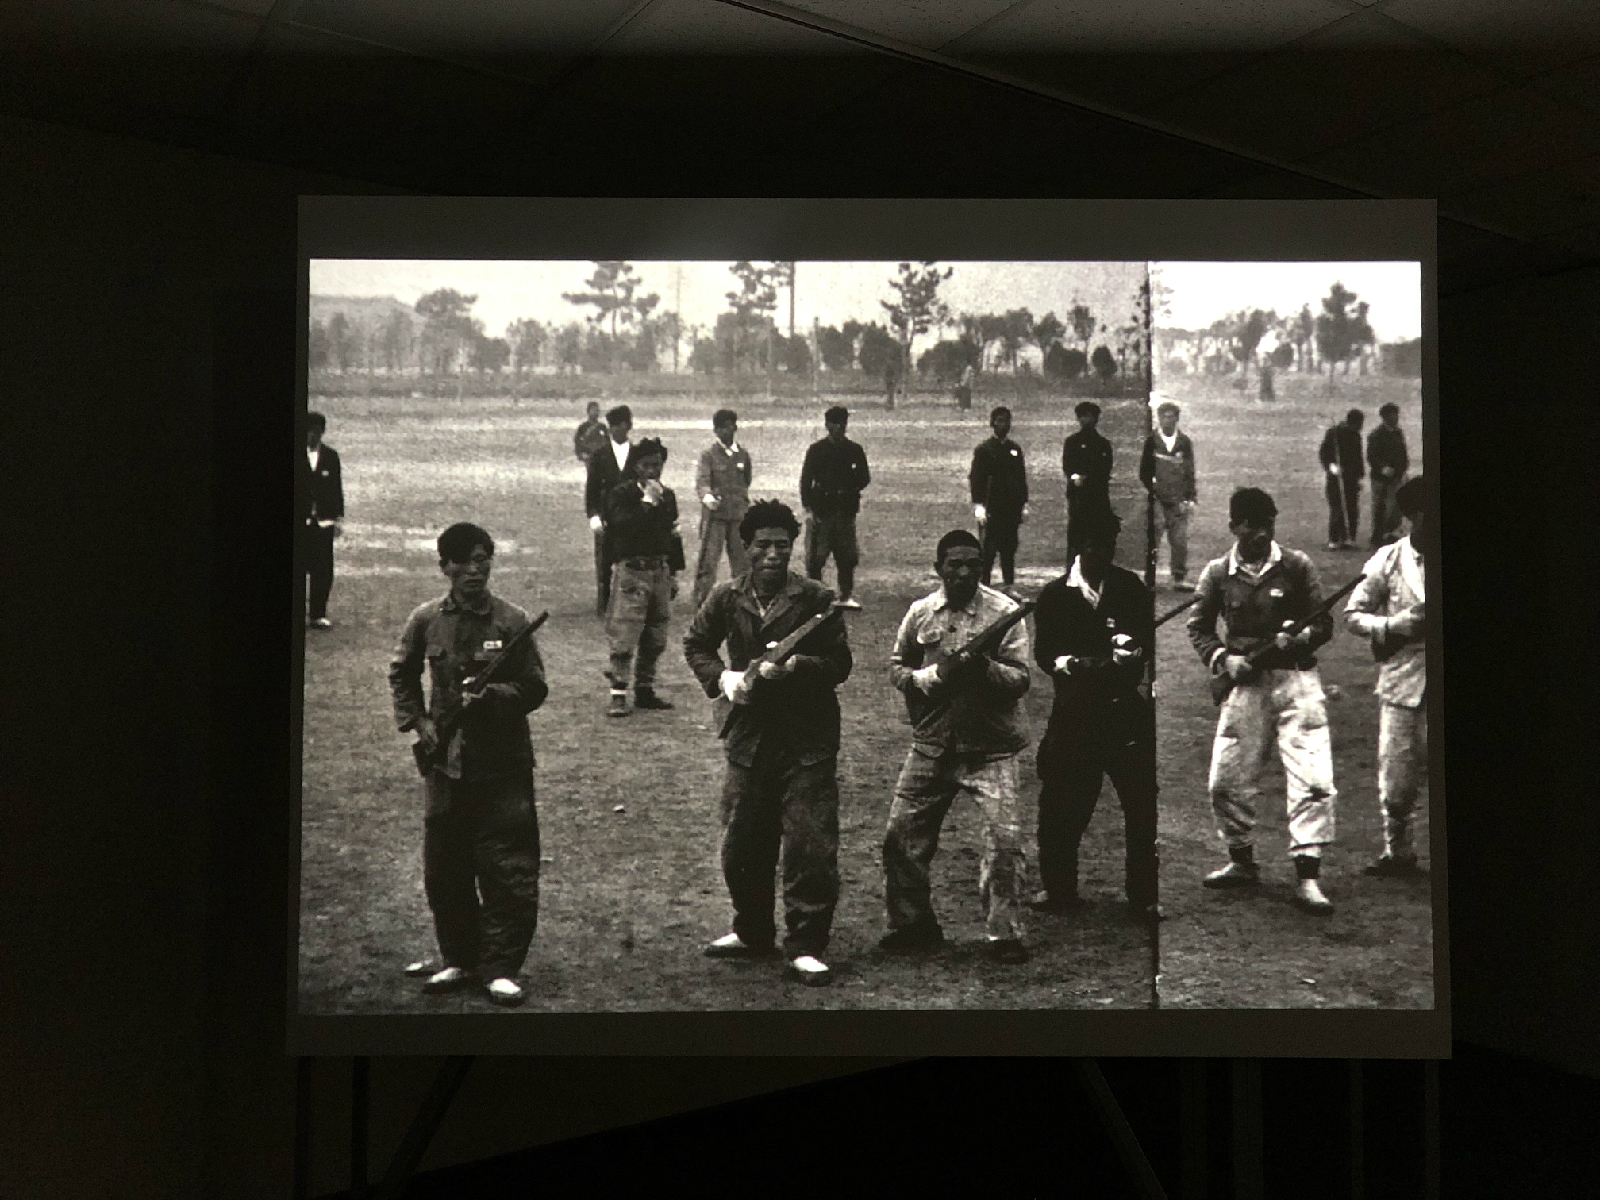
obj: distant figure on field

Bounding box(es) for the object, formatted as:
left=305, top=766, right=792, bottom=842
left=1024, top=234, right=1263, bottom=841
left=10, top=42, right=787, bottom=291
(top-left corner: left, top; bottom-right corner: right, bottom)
left=573, top=400, right=609, bottom=465
left=602, top=437, right=683, bottom=717
left=1258, top=361, right=1275, bottom=401
left=799, top=406, right=870, bottom=609
left=955, top=361, right=975, bottom=411
left=968, top=405, right=1029, bottom=594
left=693, top=409, right=754, bottom=610
left=1138, top=401, right=1198, bottom=591
left=884, top=352, right=901, bottom=409
left=388, top=523, right=547, bottom=1008
left=1345, top=476, right=1430, bottom=879
left=1188, top=487, right=1338, bottom=913
left=1318, top=409, right=1365, bottom=549
left=1062, top=400, right=1114, bottom=562
left=1366, top=403, right=1409, bottom=547
left=585, top=404, right=636, bottom=617
left=684, top=499, right=851, bottom=989
left=300, top=410, right=344, bottom=629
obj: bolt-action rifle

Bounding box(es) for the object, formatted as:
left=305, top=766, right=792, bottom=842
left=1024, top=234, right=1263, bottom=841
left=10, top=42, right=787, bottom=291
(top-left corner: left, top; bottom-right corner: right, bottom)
left=1208, top=575, right=1364, bottom=705
left=908, top=598, right=1037, bottom=726
left=713, top=605, right=843, bottom=737
left=412, top=610, right=548, bottom=776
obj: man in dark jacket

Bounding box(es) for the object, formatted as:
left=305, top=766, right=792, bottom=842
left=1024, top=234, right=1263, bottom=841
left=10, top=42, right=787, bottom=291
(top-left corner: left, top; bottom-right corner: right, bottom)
left=299, top=410, right=345, bottom=628
left=1318, top=409, right=1365, bottom=549
left=684, top=499, right=851, bottom=988
left=585, top=404, right=636, bottom=617
left=969, top=405, right=1030, bottom=593
left=1138, top=401, right=1198, bottom=591
left=1032, top=510, right=1158, bottom=918
left=573, top=400, right=609, bottom=465
left=1187, top=487, right=1339, bottom=912
left=1366, top=403, right=1409, bottom=547
left=1062, top=400, right=1114, bottom=562
left=602, top=437, right=681, bottom=717
left=799, top=406, right=871, bottom=609
left=388, top=523, right=548, bottom=1007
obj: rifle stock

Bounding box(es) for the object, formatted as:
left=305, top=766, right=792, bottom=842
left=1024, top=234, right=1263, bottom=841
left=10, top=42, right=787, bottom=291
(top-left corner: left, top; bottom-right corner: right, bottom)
left=1209, top=574, right=1364, bottom=706
left=412, top=610, right=548, bottom=776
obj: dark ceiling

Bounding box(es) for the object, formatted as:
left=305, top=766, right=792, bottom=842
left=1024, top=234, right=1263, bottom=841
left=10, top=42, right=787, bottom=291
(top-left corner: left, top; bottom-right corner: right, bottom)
left=4, top=0, right=1598, bottom=293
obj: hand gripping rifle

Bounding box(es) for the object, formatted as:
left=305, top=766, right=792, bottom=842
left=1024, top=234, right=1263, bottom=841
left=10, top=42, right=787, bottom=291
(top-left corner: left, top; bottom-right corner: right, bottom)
left=911, top=599, right=1037, bottom=726
left=1208, top=574, right=1364, bottom=705
left=412, top=610, right=549, bottom=776
left=713, top=605, right=844, bottom=737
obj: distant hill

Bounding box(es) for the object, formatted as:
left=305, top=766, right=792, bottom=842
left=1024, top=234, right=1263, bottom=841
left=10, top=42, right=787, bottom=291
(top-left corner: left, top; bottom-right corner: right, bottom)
left=309, top=295, right=422, bottom=330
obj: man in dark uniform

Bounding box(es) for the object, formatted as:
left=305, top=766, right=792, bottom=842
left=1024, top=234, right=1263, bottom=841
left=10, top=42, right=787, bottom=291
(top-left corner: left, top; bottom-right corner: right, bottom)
left=1366, top=402, right=1409, bottom=547
left=1318, top=408, right=1365, bottom=549
left=799, top=405, right=870, bottom=609
left=585, top=404, right=636, bottom=617
left=573, top=400, right=609, bottom=465
left=969, top=405, right=1030, bottom=594
left=684, top=499, right=852, bottom=988
left=389, top=523, right=547, bottom=1007
left=1062, top=400, right=1114, bottom=562
left=603, top=437, right=682, bottom=717
left=1138, top=401, right=1198, bottom=591
left=1031, top=510, right=1158, bottom=918
left=300, top=410, right=344, bottom=628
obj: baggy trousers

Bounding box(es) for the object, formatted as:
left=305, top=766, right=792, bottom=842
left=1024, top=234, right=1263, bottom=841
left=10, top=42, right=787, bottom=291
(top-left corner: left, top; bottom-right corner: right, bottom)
left=606, top=560, right=671, bottom=691
left=302, top=521, right=336, bottom=620
left=1378, top=701, right=1427, bottom=859
left=1152, top=499, right=1190, bottom=582
left=720, top=741, right=840, bottom=957
left=694, top=512, right=750, bottom=611
left=1370, top=476, right=1403, bottom=546
left=593, top=530, right=610, bottom=616
left=1326, top=474, right=1361, bottom=544
left=804, top=512, right=859, bottom=597
left=980, top=515, right=1021, bottom=587
left=1209, top=668, right=1337, bottom=857
left=423, top=770, right=541, bottom=980
left=1038, top=727, right=1158, bottom=907
left=884, top=748, right=1028, bottom=940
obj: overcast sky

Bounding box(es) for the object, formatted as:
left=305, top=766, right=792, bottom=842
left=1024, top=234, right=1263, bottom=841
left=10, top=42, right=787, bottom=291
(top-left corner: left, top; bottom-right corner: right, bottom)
left=1153, top=261, right=1422, bottom=342
left=309, top=259, right=1147, bottom=340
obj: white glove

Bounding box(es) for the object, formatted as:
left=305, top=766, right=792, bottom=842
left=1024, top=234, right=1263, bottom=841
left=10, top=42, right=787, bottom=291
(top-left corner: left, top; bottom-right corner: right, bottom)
left=702, top=493, right=720, bottom=511
left=589, top=515, right=604, bottom=532
left=1052, top=655, right=1076, bottom=676
left=641, top=480, right=664, bottom=505
left=1327, top=463, right=1342, bottom=477
left=1069, top=473, right=1084, bottom=487
left=910, top=665, right=941, bottom=693
left=1111, top=634, right=1140, bottom=666
left=719, top=670, right=745, bottom=701
left=973, top=504, right=987, bottom=524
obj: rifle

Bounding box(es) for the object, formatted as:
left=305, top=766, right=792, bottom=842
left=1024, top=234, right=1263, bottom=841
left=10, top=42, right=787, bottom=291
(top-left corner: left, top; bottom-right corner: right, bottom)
left=1208, top=575, right=1364, bottom=705
left=712, top=605, right=843, bottom=737
left=1154, top=594, right=1200, bottom=629
left=412, top=610, right=549, bottom=776
left=909, top=598, right=1037, bottom=726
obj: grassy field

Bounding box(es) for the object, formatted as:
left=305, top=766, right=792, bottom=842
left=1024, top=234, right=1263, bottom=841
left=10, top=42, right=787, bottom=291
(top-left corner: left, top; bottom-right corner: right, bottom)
left=297, top=387, right=1160, bottom=1014
left=1149, top=368, right=1434, bottom=1009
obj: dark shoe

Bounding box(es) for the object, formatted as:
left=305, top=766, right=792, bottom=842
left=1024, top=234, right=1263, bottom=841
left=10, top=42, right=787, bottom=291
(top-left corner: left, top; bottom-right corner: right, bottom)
left=1029, top=892, right=1086, bottom=914
left=607, top=691, right=630, bottom=718
left=422, top=966, right=476, bottom=994
left=1203, top=861, right=1261, bottom=889
left=633, top=689, right=675, bottom=711
left=986, top=938, right=1031, bottom=964
left=704, top=932, right=775, bottom=959
left=784, top=954, right=833, bottom=987
left=1363, top=854, right=1424, bottom=879
left=835, top=597, right=862, bottom=611
left=877, top=923, right=945, bottom=953
left=309, top=617, right=332, bottom=629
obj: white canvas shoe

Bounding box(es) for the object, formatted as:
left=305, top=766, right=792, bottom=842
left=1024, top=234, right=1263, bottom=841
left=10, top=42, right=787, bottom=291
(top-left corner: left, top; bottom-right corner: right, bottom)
left=484, top=977, right=525, bottom=1006
left=422, top=966, right=473, bottom=993
left=784, top=954, right=832, bottom=986
left=704, top=931, right=772, bottom=958
left=1295, top=879, right=1334, bottom=912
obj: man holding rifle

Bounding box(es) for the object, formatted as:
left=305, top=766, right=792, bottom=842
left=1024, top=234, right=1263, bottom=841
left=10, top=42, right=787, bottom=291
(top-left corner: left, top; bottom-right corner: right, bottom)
left=882, top=530, right=1034, bottom=962
left=389, top=523, right=548, bottom=1006
left=683, top=499, right=852, bottom=987
left=1187, top=488, right=1340, bottom=913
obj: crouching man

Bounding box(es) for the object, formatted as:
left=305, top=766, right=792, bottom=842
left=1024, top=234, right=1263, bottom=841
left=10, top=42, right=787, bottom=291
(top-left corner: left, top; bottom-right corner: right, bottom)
left=683, top=500, right=852, bottom=987
left=388, top=523, right=547, bottom=1006
left=882, top=529, right=1033, bottom=963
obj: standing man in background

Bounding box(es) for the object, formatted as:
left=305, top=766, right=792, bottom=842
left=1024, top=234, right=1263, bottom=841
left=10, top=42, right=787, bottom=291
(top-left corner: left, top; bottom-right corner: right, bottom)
left=300, top=410, right=344, bottom=629
left=1345, top=476, right=1429, bottom=878
left=573, top=400, right=609, bottom=465
left=585, top=404, right=635, bottom=618
left=603, top=437, right=681, bottom=717
left=799, top=406, right=870, bottom=610
left=968, top=405, right=1029, bottom=596
left=1319, top=408, right=1366, bottom=550
left=693, top=409, right=753, bottom=610
left=1138, top=401, right=1198, bottom=591
left=1366, top=403, right=1409, bottom=548
left=955, top=360, right=975, bottom=412
left=1062, top=400, right=1113, bottom=563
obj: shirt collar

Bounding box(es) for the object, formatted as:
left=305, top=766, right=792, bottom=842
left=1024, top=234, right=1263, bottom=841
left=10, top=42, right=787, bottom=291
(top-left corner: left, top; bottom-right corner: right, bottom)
left=935, top=585, right=982, bottom=617
left=1158, top=429, right=1178, bottom=448
left=1066, top=556, right=1103, bottom=607
left=611, top=438, right=630, bottom=465
left=1227, top=541, right=1283, bottom=576
left=441, top=590, right=494, bottom=616
left=717, top=439, right=741, bottom=456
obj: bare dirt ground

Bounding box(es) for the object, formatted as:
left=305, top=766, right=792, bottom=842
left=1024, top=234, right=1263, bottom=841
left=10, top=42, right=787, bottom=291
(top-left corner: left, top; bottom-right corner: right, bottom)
left=297, top=386, right=1160, bottom=1014
left=1149, top=369, right=1435, bottom=1010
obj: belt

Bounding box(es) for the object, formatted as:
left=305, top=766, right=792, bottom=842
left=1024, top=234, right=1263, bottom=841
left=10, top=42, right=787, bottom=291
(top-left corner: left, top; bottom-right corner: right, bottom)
left=620, top=555, right=667, bottom=569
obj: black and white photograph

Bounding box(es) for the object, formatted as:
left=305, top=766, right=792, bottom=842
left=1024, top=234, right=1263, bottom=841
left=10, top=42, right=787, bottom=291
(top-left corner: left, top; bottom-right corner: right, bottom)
left=296, top=256, right=1166, bottom=1015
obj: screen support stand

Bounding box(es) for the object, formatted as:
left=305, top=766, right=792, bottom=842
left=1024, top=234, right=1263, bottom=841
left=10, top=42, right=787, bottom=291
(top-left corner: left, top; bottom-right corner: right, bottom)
left=375, top=1056, right=475, bottom=1200
left=1073, top=1059, right=1170, bottom=1199
left=1231, top=1058, right=1264, bottom=1200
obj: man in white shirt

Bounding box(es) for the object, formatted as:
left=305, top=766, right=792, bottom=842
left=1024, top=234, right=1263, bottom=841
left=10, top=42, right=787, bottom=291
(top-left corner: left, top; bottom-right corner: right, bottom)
left=693, top=409, right=754, bottom=610
left=1344, top=476, right=1430, bottom=878
left=584, top=405, right=636, bottom=618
